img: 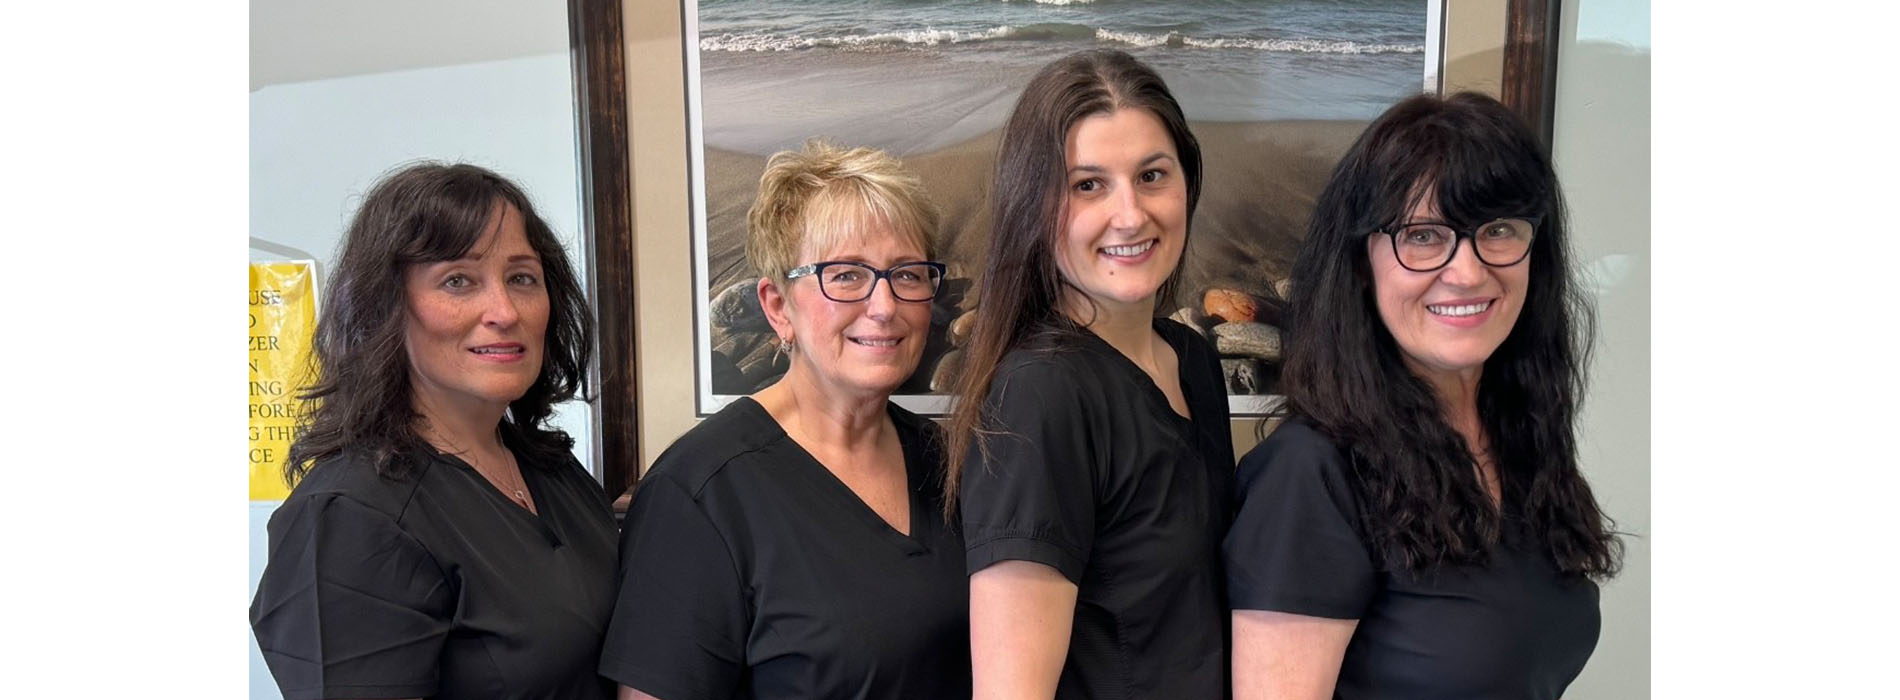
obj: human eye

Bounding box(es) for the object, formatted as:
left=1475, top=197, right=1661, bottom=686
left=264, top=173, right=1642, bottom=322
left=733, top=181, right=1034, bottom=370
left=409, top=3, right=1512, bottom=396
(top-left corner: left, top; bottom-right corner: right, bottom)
left=441, top=273, right=474, bottom=290
left=1399, top=226, right=1448, bottom=246
left=508, top=271, right=541, bottom=286
left=824, top=266, right=866, bottom=284
left=1476, top=221, right=1515, bottom=240
left=1139, top=168, right=1168, bottom=184
left=1072, top=177, right=1102, bottom=194
left=889, top=267, right=923, bottom=284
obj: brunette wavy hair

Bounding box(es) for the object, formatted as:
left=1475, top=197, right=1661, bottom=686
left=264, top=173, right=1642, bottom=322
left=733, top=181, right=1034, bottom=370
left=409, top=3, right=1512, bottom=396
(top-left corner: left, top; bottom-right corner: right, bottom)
left=1280, top=92, right=1620, bottom=578
left=283, top=162, right=594, bottom=484
left=943, top=49, right=1202, bottom=514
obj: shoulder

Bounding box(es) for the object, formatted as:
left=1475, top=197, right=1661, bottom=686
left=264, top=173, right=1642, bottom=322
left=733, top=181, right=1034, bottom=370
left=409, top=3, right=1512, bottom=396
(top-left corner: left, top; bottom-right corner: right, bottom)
left=991, top=342, right=1096, bottom=401
left=281, top=449, right=428, bottom=523
left=644, top=398, right=785, bottom=497
left=1236, top=416, right=1356, bottom=496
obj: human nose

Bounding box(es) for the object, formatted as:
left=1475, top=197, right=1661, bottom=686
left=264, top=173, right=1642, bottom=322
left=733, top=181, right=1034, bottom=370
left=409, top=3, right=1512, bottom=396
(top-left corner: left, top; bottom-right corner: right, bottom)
left=862, top=273, right=899, bottom=319
left=1437, top=236, right=1485, bottom=286
left=482, top=283, right=522, bottom=327
left=1107, top=181, right=1147, bottom=232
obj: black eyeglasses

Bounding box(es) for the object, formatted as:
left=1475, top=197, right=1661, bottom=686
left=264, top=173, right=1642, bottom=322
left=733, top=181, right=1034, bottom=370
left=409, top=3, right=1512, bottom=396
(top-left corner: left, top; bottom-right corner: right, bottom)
left=1373, top=216, right=1539, bottom=272
left=785, top=260, right=947, bottom=303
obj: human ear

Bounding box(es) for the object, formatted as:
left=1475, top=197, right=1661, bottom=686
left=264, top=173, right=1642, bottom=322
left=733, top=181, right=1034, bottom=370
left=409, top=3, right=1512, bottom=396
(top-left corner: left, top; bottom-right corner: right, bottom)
left=758, top=276, right=795, bottom=345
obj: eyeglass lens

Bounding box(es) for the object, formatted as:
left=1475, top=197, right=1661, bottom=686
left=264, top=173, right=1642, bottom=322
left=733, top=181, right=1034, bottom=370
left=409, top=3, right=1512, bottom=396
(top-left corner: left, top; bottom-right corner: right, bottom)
left=1392, top=218, right=1534, bottom=271
left=819, top=262, right=943, bottom=302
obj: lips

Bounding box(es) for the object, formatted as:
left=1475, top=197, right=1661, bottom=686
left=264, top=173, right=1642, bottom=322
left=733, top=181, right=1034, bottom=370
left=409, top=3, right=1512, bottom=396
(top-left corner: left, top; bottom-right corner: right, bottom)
left=1101, top=239, right=1157, bottom=258
left=469, top=343, right=527, bottom=359
left=1426, top=300, right=1492, bottom=317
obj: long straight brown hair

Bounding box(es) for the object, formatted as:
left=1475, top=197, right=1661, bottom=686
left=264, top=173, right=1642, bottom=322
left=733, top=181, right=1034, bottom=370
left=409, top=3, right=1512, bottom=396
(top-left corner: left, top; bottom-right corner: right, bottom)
left=943, top=49, right=1202, bottom=517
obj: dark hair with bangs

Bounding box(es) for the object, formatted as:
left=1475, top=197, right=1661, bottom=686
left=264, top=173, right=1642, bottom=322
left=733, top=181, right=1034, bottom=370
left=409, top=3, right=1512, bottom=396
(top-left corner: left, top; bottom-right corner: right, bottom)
left=943, top=49, right=1202, bottom=515
left=283, top=161, right=594, bottom=485
left=1279, top=92, right=1621, bottom=578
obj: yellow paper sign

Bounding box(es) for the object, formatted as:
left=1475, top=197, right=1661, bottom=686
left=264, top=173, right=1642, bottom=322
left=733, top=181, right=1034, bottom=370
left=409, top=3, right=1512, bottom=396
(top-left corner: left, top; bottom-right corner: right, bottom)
left=249, top=262, right=318, bottom=501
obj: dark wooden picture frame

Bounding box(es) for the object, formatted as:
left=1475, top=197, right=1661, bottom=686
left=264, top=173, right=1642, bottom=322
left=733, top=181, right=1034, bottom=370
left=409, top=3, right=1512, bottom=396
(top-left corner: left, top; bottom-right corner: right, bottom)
left=568, top=0, right=1563, bottom=500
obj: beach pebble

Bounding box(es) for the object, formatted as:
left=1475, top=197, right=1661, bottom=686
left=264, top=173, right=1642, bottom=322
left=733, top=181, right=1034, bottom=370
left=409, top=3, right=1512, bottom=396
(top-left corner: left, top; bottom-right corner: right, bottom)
left=1273, top=278, right=1293, bottom=301
left=1203, top=288, right=1260, bottom=324
left=710, top=280, right=771, bottom=334
left=1222, top=358, right=1266, bottom=395
left=930, top=349, right=965, bottom=392
left=1214, top=321, right=1283, bottom=361
left=949, top=311, right=977, bottom=347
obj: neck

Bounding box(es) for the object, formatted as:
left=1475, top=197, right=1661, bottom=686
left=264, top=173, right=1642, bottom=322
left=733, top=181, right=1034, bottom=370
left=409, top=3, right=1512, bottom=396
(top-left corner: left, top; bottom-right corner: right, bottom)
left=754, top=366, right=891, bottom=452
left=414, top=394, right=508, bottom=456
left=1063, top=289, right=1158, bottom=365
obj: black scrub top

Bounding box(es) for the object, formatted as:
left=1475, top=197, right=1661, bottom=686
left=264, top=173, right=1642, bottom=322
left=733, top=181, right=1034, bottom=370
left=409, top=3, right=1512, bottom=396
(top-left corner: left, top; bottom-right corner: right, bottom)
left=1225, top=418, right=1601, bottom=700
left=599, top=398, right=970, bottom=700
left=250, top=440, right=619, bottom=700
left=961, top=318, right=1235, bottom=699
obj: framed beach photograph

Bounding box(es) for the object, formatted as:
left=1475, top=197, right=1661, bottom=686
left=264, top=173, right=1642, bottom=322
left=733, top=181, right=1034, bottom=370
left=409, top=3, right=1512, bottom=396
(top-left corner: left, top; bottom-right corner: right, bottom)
left=683, top=0, right=1440, bottom=417
left=583, top=0, right=1558, bottom=490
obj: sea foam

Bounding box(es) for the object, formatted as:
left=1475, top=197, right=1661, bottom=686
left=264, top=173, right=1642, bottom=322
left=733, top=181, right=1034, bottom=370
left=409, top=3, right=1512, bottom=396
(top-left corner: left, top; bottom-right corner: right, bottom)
left=701, top=25, right=1423, bottom=55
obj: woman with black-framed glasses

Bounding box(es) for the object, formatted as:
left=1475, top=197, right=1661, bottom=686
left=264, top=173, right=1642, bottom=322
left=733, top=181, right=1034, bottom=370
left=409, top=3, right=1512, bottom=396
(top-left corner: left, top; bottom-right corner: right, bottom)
left=1224, top=92, right=1622, bottom=700
left=598, top=141, right=971, bottom=700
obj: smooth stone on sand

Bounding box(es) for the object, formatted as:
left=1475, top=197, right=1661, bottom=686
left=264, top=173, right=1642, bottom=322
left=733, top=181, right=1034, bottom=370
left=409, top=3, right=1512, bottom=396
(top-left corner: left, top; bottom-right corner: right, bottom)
left=949, top=311, right=977, bottom=347
left=1273, top=278, right=1293, bottom=302
left=930, top=348, right=965, bottom=392
left=1222, top=358, right=1266, bottom=395
left=1203, top=288, right=1260, bottom=324
left=1213, top=321, right=1283, bottom=362
left=710, top=280, right=772, bottom=334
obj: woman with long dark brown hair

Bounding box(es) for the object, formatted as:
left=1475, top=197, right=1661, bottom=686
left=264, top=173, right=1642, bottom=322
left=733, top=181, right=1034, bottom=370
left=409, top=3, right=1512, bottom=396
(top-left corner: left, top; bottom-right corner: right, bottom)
left=250, top=162, right=615, bottom=700
left=946, top=49, right=1233, bottom=699
left=1224, top=92, right=1621, bottom=700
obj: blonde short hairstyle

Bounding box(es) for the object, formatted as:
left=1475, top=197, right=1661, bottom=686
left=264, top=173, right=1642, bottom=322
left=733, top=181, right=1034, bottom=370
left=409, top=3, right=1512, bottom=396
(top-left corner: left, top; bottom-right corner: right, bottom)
left=745, top=141, right=940, bottom=288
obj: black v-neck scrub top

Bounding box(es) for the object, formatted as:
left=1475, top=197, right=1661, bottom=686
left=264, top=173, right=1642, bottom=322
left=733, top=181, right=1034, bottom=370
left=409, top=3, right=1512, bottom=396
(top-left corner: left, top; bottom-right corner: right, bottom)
left=960, top=319, right=1236, bottom=699
left=599, top=398, right=971, bottom=700
left=1225, top=418, right=1602, bottom=700
left=250, top=444, right=620, bottom=700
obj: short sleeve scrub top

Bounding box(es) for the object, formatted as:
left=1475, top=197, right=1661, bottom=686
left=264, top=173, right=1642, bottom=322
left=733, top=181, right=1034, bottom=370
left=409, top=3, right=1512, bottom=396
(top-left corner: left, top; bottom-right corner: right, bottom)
left=960, top=319, right=1236, bottom=699
left=1225, top=418, right=1602, bottom=700
left=599, top=398, right=971, bottom=700
left=250, top=440, right=620, bottom=700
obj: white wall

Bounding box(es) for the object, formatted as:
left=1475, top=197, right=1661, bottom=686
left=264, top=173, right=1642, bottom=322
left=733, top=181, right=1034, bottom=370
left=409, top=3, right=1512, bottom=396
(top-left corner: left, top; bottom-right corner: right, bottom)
left=1553, top=0, right=1651, bottom=697
left=247, top=51, right=589, bottom=700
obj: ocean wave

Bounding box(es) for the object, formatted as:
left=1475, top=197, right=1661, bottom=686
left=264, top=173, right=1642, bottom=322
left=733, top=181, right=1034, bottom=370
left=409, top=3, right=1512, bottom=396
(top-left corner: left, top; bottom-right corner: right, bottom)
left=701, top=24, right=1423, bottom=55
left=700, top=26, right=1016, bottom=52
left=1000, top=0, right=1098, bottom=5
left=1096, top=28, right=1424, bottom=54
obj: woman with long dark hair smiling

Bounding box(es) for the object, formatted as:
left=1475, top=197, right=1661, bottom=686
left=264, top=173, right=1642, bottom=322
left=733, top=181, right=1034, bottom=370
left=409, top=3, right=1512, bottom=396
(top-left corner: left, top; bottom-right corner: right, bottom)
left=1224, top=92, right=1621, bottom=700
left=946, top=49, right=1233, bottom=699
left=250, top=162, right=615, bottom=700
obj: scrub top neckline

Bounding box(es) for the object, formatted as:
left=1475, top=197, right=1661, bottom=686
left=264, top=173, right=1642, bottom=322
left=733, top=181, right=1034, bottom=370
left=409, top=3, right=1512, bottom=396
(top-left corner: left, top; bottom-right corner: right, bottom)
left=433, top=446, right=564, bottom=547
left=730, top=396, right=932, bottom=555
left=1073, top=319, right=1204, bottom=430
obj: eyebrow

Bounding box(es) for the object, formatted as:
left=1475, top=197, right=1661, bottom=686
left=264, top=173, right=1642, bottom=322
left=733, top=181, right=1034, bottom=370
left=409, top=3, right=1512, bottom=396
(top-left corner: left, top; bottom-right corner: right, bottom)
left=815, top=254, right=926, bottom=266
left=1067, top=152, right=1178, bottom=175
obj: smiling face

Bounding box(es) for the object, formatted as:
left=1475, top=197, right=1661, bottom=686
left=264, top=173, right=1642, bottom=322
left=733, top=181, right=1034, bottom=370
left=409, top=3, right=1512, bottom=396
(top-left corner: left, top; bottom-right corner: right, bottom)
left=1368, top=194, right=1529, bottom=386
left=761, top=214, right=933, bottom=402
left=1053, top=107, right=1188, bottom=321
left=402, top=201, right=550, bottom=420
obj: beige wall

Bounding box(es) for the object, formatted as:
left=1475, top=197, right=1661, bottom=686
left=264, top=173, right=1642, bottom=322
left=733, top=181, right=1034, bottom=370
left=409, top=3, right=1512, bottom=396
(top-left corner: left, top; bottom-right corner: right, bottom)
left=1552, top=0, right=1651, bottom=697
